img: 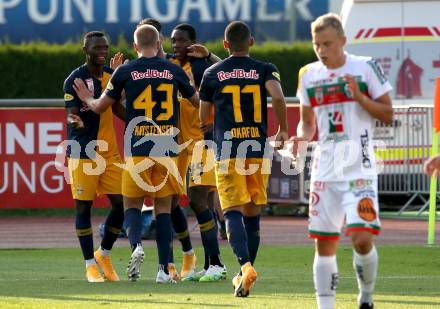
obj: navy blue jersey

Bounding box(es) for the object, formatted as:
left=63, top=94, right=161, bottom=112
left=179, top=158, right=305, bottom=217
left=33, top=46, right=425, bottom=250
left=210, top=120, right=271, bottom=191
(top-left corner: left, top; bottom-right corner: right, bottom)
left=199, top=56, right=280, bottom=160
left=63, top=65, right=119, bottom=159
left=105, top=56, right=195, bottom=157
left=167, top=54, right=214, bottom=142
left=166, top=54, right=210, bottom=88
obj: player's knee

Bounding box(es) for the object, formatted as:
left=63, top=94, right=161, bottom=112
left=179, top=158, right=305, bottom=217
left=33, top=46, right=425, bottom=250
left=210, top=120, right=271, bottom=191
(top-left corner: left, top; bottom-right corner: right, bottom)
left=75, top=200, right=92, bottom=216
left=188, top=187, right=209, bottom=215
left=351, top=232, right=373, bottom=254
left=107, top=194, right=123, bottom=210
left=242, top=203, right=261, bottom=217
left=189, top=199, right=207, bottom=215
left=316, top=239, right=338, bottom=256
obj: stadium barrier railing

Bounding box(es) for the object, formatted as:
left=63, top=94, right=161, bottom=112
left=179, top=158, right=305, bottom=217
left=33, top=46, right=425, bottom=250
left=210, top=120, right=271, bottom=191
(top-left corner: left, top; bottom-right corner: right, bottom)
left=1, top=99, right=437, bottom=215
left=393, top=106, right=440, bottom=215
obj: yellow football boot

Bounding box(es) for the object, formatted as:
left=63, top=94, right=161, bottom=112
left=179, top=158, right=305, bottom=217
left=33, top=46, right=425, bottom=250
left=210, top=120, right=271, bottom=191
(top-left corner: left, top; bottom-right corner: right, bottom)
left=86, top=264, right=104, bottom=283
left=234, top=262, right=257, bottom=297
left=180, top=252, right=196, bottom=279
left=94, top=250, right=120, bottom=282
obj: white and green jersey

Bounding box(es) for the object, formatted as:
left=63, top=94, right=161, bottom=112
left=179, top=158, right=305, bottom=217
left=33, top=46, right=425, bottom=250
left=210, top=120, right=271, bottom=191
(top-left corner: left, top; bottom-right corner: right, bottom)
left=297, top=52, right=392, bottom=181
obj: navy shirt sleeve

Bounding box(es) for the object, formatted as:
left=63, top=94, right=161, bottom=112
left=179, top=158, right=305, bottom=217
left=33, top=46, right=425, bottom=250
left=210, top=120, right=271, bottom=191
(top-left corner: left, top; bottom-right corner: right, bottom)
left=63, top=73, right=82, bottom=109
left=264, top=63, right=281, bottom=83
left=199, top=69, right=216, bottom=102
left=105, top=66, right=125, bottom=101
left=191, top=58, right=210, bottom=87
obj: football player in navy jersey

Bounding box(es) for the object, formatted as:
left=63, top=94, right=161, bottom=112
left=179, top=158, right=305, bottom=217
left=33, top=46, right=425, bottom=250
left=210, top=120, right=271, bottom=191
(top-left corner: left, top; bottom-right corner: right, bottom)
left=63, top=31, right=125, bottom=283
left=73, top=25, right=199, bottom=284
left=168, top=23, right=226, bottom=282
left=137, top=19, right=225, bottom=281
left=199, top=21, right=288, bottom=297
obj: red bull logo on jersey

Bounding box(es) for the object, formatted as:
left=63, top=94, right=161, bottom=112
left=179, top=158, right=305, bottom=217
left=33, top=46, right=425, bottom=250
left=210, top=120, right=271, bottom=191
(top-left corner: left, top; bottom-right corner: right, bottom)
left=217, top=69, right=259, bottom=81
left=131, top=70, right=173, bottom=81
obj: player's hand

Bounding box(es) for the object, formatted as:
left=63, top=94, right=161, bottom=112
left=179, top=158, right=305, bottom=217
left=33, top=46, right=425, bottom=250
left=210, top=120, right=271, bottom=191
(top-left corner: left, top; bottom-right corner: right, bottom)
left=187, top=44, right=209, bottom=58
left=343, top=74, right=364, bottom=103
left=274, top=130, right=289, bottom=150
left=110, top=52, right=125, bottom=70
left=67, top=114, right=84, bottom=129
left=288, top=136, right=309, bottom=157
left=424, top=155, right=440, bottom=177
left=73, top=78, right=93, bottom=103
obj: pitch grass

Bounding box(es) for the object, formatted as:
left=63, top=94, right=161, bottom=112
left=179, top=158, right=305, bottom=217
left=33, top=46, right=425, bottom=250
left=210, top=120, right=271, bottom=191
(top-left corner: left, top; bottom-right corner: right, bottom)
left=0, top=245, right=439, bottom=308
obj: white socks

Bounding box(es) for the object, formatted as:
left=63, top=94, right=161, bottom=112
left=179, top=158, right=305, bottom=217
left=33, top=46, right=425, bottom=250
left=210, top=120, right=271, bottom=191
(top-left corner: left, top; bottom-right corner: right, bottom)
left=314, top=254, right=338, bottom=309
left=99, top=246, right=111, bottom=257
left=183, top=249, right=194, bottom=255
left=85, top=258, right=96, bottom=267
left=353, top=246, right=378, bottom=305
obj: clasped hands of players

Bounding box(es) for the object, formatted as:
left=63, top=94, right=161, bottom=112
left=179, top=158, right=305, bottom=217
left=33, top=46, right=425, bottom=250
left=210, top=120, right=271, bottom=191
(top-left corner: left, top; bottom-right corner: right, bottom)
left=67, top=114, right=85, bottom=129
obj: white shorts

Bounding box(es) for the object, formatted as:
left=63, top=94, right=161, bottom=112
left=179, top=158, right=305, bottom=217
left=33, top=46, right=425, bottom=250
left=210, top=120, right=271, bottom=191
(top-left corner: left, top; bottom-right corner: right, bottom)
left=308, top=179, right=381, bottom=240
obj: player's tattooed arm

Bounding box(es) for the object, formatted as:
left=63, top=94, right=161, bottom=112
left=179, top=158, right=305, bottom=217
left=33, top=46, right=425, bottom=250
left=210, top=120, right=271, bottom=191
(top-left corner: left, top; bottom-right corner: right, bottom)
left=66, top=106, right=84, bottom=129
left=187, top=44, right=221, bottom=64
left=73, top=78, right=116, bottom=114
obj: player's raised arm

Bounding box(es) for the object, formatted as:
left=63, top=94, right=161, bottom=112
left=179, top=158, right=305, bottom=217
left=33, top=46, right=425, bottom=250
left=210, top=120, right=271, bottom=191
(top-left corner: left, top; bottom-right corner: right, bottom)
left=187, top=44, right=222, bottom=64
left=344, top=73, right=393, bottom=125
left=73, top=78, right=116, bottom=114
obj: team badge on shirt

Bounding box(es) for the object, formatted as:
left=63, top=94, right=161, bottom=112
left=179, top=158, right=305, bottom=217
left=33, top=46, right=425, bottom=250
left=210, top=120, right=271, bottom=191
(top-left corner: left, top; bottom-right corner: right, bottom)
left=64, top=93, right=74, bottom=101
left=76, top=185, right=84, bottom=196
left=272, top=71, right=281, bottom=81
left=85, top=78, right=94, bottom=93
left=315, top=86, right=324, bottom=105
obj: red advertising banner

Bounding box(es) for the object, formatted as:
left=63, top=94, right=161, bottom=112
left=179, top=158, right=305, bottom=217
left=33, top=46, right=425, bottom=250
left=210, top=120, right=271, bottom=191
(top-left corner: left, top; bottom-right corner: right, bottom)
left=0, top=104, right=299, bottom=209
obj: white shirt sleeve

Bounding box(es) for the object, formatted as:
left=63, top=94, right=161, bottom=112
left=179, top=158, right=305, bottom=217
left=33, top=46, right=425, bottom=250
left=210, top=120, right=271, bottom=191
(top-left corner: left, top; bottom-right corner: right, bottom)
left=365, top=58, right=393, bottom=100
left=296, top=66, right=311, bottom=106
